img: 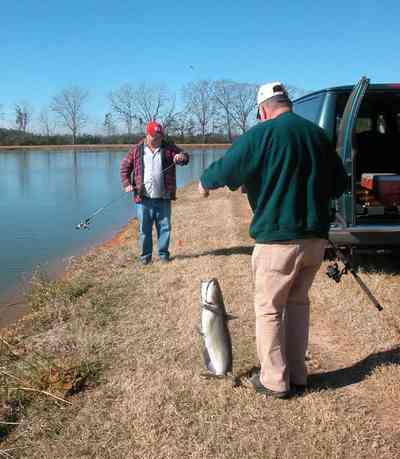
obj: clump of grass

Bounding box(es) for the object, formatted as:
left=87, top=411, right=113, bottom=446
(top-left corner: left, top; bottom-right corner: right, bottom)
left=22, top=272, right=93, bottom=331
left=1, top=336, right=102, bottom=397
left=0, top=335, right=102, bottom=444
left=86, top=288, right=120, bottom=328
left=0, top=394, right=27, bottom=441
left=27, top=271, right=92, bottom=310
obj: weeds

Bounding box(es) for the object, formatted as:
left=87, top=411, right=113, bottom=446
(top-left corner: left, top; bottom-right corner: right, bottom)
left=0, top=334, right=102, bottom=445
left=27, top=271, right=92, bottom=311
left=0, top=396, right=26, bottom=441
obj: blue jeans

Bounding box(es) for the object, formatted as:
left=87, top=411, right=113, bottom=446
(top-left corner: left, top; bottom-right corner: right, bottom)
left=136, top=198, right=171, bottom=262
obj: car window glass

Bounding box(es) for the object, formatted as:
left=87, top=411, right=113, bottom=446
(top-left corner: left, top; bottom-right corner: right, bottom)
left=336, top=116, right=372, bottom=136
left=293, top=94, right=324, bottom=124
left=335, top=91, right=400, bottom=137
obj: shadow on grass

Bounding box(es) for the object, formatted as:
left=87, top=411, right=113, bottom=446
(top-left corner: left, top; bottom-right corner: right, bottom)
left=325, top=249, right=400, bottom=275
left=174, top=245, right=253, bottom=260
left=234, top=347, right=400, bottom=395
left=309, top=346, right=400, bottom=390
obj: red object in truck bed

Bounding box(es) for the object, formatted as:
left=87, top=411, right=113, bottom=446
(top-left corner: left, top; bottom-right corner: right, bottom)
left=361, top=173, right=400, bottom=206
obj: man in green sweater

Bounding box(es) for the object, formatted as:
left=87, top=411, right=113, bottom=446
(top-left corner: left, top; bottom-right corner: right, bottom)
left=199, top=81, right=347, bottom=399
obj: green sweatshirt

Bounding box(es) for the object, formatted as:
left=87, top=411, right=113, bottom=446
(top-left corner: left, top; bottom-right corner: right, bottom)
left=200, top=112, right=347, bottom=243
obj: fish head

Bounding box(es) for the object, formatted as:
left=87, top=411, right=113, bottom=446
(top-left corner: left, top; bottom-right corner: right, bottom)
left=200, top=278, right=227, bottom=315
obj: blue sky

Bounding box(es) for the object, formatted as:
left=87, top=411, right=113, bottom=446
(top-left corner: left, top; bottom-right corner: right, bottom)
left=2, top=0, right=400, bottom=132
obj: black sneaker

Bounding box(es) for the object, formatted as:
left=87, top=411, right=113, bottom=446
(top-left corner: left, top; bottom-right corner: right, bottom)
left=160, top=257, right=170, bottom=264
left=250, top=373, right=290, bottom=399
left=140, top=258, right=151, bottom=265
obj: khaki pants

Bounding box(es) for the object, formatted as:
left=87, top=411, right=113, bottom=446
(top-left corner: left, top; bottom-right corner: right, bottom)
left=251, top=239, right=326, bottom=392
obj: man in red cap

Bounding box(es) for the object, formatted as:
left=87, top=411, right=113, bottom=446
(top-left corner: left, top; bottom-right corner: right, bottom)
left=120, top=120, right=189, bottom=264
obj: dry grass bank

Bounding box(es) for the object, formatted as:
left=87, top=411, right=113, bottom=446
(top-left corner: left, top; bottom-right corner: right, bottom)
left=1, top=183, right=400, bottom=458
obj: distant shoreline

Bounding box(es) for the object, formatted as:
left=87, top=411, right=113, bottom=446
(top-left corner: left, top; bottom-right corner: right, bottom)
left=0, top=143, right=231, bottom=151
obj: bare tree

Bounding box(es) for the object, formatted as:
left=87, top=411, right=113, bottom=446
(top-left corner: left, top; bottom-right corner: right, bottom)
left=15, top=106, right=27, bottom=131
left=38, top=106, right=56, bottom=136
left=15, top=102, right=33, bottom=132
left=103, top=112, right=116, bottom=136
left=285, top=84, right=308, bottom=100
left=167, top=110, right=196, bottom=139
left=229, top=83, right=257, bottom=134
left=212, top=80, right=236, bottom=141
left=183, top=80, right=216, bottom=143
left=0, top=104, right=4, bottom=127
left=133, top=83, right=179, bottom=134
left=109, top=84, right=136, bottom=134
left=51, top=86, right=89, bottom=144
left=109, top=83, right=178, bottom=134
left=158, top=94, right=178, bottom=132
left=134, top=83, right=167, bottom=122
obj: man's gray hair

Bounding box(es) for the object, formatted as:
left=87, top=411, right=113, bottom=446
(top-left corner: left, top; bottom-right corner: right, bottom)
left=264, top=95, right=292, bottom=110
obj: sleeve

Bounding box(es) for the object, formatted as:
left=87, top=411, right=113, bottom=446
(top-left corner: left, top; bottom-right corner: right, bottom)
left=200, top=130, right=259, bottom=191
left=120, top=148, right=134, bottom=188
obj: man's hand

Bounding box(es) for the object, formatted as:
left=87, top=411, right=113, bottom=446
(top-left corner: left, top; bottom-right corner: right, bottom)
left=198, top=181, right=210, bottom=198
left=173, top=153, right=186, bottom=164
left=124, top=185, right=134, bottom=192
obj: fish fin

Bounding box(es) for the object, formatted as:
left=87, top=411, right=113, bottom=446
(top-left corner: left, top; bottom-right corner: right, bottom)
left=202, top=302, right=235, bottom=320
left=226, top=313, right=238, bottom=320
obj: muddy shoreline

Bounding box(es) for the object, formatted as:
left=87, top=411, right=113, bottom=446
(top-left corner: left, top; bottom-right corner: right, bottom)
left=0, top=219, right=138, bottom=329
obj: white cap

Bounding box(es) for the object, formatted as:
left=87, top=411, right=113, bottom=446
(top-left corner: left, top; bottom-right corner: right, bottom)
left=257, top=81, right=289, bottom=106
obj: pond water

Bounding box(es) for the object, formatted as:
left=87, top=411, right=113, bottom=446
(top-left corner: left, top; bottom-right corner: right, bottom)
left=0, top=147, right=226, bottom=309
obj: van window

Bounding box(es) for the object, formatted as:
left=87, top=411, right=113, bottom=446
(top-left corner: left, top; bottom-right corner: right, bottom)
left=336, top=116, right=372, bottom=136
left=293, top=94, right=324, bottom=123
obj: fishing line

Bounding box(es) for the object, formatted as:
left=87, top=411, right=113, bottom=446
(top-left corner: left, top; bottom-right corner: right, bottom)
left=75, top=160, right=185, bottom=230
left=75, top=192, right=127, bottom=230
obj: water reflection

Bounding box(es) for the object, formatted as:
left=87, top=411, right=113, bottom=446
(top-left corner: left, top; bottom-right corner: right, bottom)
left=0, top=147, right=226, bottom=300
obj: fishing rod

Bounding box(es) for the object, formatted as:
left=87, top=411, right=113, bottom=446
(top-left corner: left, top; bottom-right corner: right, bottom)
left=75, top=192, right=127, bottom=230
left=75, top=161, right=181, bottom=230
left=326, top=238, right=383, bottom=312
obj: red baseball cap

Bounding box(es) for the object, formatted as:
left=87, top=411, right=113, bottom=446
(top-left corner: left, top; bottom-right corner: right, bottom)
left=146, top=120, right=164, bottom=137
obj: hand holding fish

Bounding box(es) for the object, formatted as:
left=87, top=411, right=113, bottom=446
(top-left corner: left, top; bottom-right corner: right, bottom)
left=124, top=185, right=133, bottom=192
left=198, top=181, right=210, bottom=198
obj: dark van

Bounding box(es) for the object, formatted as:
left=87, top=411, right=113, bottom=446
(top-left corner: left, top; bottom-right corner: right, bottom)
left=293, top=77, right=400, bottom=253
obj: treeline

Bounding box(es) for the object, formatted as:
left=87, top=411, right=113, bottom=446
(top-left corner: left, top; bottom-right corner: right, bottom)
left=0, top=128, right=138, bottom=146
left=0, top=80, right=305, bottom=146
left=0, top=128, right=231, bottom=146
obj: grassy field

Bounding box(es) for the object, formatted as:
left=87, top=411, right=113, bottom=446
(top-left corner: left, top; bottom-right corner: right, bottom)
left=1, top=183, right=400, bottom=458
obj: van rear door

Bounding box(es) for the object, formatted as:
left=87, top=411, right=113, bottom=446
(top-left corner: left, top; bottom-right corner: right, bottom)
left=336, top=76, right=370, bottom=225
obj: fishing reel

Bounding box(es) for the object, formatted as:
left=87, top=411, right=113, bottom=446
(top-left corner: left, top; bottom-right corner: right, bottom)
left=75, top=219, right=90, bottom=230
left=326, top=262, right=348, bottom=283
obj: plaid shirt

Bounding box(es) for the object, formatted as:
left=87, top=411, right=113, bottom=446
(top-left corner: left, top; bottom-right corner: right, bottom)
left=120, top=139, right=189, bottom=203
